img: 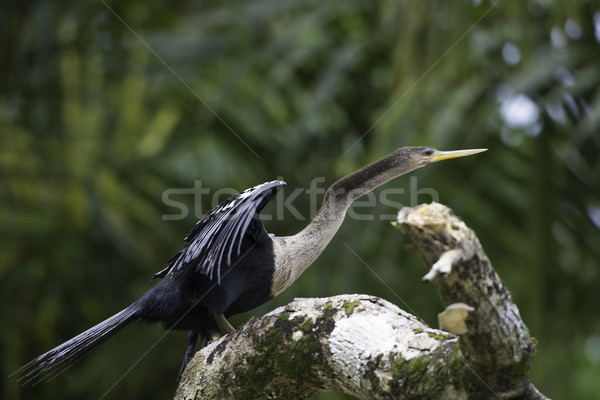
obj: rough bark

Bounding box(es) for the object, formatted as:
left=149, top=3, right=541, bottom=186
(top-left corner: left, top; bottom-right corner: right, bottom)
left=174, top=202, right=549, bottom=400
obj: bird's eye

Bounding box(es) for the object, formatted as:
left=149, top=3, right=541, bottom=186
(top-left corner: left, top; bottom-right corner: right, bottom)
left=424, top=148, right=434, bottom=156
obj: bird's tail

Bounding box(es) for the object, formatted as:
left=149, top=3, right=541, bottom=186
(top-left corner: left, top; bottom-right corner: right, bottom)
left=15, top=306, right=139, bottom=384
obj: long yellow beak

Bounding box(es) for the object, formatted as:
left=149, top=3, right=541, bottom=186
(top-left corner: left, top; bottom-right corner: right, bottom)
left=431, top=148, right=487, bottom=162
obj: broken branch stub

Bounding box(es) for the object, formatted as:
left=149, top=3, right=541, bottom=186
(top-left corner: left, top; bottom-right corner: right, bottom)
left=394, top=202, right=536, bottom=392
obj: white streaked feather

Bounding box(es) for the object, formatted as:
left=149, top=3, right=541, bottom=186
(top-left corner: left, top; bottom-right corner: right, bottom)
left=158, top=180, right=286, bottom=283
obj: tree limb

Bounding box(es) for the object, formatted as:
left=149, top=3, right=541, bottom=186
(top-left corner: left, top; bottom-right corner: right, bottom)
left=174, top=202, right=549, bottom=400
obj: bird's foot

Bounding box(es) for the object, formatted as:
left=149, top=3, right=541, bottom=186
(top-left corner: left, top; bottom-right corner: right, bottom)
left=211, top=312, right=235, bottom=334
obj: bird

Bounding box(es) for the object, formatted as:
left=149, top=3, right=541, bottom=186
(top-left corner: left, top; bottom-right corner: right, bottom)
left=15, top=146, right=486, bottom=384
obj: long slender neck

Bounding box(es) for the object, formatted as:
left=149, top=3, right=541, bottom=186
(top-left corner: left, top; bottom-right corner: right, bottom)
left=297, top=150, right=418, bottom=250
left=271, top=151, right=418, bottom=296
left=328, top=151, right=410, bottom=204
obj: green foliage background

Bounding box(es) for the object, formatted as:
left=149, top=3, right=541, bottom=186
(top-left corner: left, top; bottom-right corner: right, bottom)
left=2, top=1, right=599, bottom=399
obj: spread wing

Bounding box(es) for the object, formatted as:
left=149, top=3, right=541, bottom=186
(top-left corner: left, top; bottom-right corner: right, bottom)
left=154, top=180, right=286, bottom=283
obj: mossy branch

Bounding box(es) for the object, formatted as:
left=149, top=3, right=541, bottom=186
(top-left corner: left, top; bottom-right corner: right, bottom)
left=174, top=203, right=549, bottom=400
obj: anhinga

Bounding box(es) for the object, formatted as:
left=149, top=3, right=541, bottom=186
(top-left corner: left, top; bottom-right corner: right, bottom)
left=16, top=146, right=485, bottom=383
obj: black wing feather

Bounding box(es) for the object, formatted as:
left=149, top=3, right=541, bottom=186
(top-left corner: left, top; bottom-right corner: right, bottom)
left=154, top=180, right=285, bottom=282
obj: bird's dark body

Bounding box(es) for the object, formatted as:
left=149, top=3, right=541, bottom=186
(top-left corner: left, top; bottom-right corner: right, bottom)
left=136, top=219, right=275, bottom=333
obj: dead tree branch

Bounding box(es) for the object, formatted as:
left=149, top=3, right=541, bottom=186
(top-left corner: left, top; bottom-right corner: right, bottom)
left=174, top=202, right=548, bottom=400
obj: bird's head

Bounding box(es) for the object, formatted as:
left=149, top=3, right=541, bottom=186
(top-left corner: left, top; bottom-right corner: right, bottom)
left=392, top=146, right=487, bottom=171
